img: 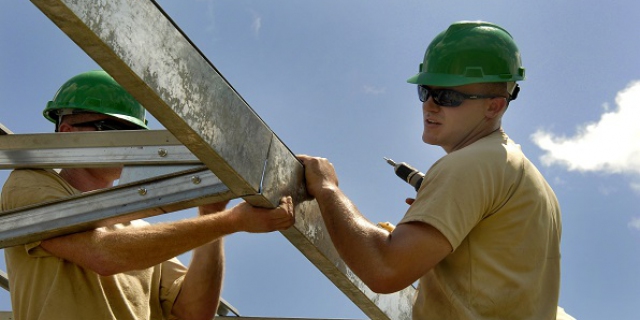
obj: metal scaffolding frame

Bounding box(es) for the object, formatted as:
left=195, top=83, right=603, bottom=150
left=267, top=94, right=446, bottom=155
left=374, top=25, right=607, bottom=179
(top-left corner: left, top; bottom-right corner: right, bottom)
left=0, top=0, right=416, bottom=319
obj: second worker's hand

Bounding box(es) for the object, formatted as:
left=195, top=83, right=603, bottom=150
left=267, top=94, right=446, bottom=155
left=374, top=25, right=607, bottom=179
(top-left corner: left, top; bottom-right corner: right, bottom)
left=231, top=196, right=295, bottom=233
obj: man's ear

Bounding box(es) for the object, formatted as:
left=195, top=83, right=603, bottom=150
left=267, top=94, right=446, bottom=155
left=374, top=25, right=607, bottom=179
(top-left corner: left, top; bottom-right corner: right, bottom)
left=57, top=122, right=74, bottom=133
left=485, top=98, right=507, bottom=119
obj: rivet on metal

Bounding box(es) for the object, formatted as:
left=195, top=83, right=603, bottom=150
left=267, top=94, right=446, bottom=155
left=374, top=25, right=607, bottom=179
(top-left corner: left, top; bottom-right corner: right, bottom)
left=191, top=176, right=201, bottom=185
left=137, top=187, right=147, bottom=196
left=158, top=148, right=168, bottom=157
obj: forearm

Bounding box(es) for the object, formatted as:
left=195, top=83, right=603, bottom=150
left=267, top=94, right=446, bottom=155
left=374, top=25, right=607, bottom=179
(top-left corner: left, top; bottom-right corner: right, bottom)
left=172, top=239, right=224, bottom=320
left=314, top=186, right=393, bottom=283
left=41, top=210, right=238, bottom=275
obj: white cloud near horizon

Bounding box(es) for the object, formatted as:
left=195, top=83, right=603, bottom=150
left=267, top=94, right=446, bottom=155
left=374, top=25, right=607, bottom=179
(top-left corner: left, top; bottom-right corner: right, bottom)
left=252, top=13, right=262, bottom=36
left=363, top=85, right=386, bottom=95
left=628, top=217, right=640, bottom=230
left=532, top=81, right=640, bottom=176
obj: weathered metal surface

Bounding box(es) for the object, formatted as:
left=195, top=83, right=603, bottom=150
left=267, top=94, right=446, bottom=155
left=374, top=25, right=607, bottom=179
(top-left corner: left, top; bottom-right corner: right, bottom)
left=0, top=130, right=182, bottom=149
left=0, top=270, right=8, bottom=292
left=0, top=167, right=233, bottom=248
left=282, top=199, right=415, bottom=320
left=0, top=131, right=200, bottom=169
left=0, top=123, right=12, bottom=135
left=31, top=0, right=274, bottom=205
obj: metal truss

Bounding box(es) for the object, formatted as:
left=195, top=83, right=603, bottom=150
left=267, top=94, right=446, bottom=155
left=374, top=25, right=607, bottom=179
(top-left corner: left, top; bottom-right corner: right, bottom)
left=0, top=0, right=417, bottom=318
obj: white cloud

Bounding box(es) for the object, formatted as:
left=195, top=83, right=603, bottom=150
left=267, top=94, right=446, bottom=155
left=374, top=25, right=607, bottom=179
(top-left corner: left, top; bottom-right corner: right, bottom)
left=252, top=14, right=262, bottom=36
left=196, top=0, right=217, bottom=33
left=628, top=217, right=640, bottom=230
left=531, top=81, right=640, bottom=175
left=363, top=85, right=386, bottom=95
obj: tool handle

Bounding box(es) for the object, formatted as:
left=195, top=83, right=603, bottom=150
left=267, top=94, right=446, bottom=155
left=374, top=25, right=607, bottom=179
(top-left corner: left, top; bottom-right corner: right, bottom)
left=394, top=162, right=424, bottom=192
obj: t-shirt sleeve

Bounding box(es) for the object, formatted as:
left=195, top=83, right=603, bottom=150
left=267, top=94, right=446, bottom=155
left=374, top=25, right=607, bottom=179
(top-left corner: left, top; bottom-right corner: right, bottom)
left=159, top=257, right=188, bottom=319
left=399, top=153, right=496, bottom=250
left=1, top=169, right=79, bottom=257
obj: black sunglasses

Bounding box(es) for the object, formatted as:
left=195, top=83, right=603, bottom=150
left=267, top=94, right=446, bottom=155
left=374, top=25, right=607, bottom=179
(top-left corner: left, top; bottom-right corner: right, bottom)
left=417, top=85, right=501, bottom=107
left=70, top=119, right=141, bottom=131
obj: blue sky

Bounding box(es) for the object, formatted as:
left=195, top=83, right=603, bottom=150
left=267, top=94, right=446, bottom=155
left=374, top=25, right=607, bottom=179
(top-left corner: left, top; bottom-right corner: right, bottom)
left=2, top=1, right=640, bottom=319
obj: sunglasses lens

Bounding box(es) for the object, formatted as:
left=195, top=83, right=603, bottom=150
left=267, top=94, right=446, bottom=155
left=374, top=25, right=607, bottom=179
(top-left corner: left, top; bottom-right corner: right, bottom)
left=417, top=86, right=469, bottom=107
left=417, top=86, right=429, bottom=102
left=97, top=121, right=124, bottom=131
left=432, top=89, right=464, bottom=107
left=100, top=120, right=142, bottom=131
left=72, top=120, right=140, bottom=131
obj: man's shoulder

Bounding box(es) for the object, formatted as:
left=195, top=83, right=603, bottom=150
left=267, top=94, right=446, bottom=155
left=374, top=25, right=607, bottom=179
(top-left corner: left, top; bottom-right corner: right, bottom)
left=2, top=169, right=74, bottom=211
left=5, top=168, right=63, bottom=188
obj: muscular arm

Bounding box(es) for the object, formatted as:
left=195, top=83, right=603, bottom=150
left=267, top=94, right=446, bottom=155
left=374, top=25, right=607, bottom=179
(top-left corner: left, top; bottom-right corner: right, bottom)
left=299, top=155, right=452, bottom=293
left=171, top=203, right=227, bottom=320
left=171, top=239, right=224, bottom=320
left=40, top=197, right=295, bottom=276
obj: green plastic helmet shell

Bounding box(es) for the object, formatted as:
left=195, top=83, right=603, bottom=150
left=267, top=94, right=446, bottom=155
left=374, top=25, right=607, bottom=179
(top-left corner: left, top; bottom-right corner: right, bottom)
left=407, top=21, right=525, bottom=87
left=43, top=70, right=148, bottom=129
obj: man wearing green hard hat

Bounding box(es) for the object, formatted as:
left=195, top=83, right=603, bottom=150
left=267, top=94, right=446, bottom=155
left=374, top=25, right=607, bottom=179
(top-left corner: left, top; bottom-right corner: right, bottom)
left=299, top=21, right=571, bottom=319
left=3, top=70, right=295, bottom=320
left=43, top=70, right=150, bottom=131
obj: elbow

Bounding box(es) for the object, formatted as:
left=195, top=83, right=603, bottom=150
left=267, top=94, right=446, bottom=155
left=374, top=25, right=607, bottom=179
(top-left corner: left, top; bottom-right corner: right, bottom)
left=359, top=269, right=412, bottom=294
left=92, top=265, right=121, bottom=277
left=87, top=259, right=125, bottom=277
left=172, top=301, right=219, bottom=320
left=82, top=252, right=131, bottom=276
left=366, top=277, right=409, bottom=294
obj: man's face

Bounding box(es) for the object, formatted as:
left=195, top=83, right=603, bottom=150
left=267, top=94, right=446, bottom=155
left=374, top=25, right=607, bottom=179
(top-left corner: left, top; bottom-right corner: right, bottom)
left=58, top=113, right=131, bottom=180
left=420, top=83, right=505, bottom=153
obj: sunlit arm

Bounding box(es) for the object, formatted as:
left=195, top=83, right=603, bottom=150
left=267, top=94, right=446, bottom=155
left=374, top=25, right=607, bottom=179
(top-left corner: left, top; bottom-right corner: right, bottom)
left=171, top=239, right=224, bottom=320
left=40, top=197, right=295, bottom=276
left=314, top=186, right=452, bottom=294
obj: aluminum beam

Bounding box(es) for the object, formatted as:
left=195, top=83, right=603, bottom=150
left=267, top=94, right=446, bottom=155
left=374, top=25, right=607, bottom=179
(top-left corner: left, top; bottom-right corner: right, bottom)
left=0, top=130, right=200, bottom=169
left=0, top=167, right=233, bottom=248
left=0, top=123, right=12, bottom=135
left=0, top=270, right=8, bottom=292
left=29, top=0, right=416, bottom=318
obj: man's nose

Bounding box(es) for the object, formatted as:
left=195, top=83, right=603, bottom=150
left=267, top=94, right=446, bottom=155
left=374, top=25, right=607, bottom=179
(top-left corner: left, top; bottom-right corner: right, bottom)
left=422, top=99, right=439, bottom=113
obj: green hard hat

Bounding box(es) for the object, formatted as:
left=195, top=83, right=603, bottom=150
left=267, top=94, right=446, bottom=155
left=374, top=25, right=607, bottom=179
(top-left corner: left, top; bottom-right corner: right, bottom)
left=43, top=70, right=148, bottom=129
left=407, top=21, right=525, bottom=87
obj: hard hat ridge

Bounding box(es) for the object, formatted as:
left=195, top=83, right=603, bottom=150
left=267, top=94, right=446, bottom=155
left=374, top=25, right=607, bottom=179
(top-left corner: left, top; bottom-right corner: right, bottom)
left=43, top=70, right=148, bottom=129
left=407, top=21, right=525, bottom=88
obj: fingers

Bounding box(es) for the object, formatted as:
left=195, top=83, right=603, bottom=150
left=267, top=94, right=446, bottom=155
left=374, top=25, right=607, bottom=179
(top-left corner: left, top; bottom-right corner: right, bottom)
left=237, top=196, right=295, bottom=233
left=297, top=154, right=339, bottom=196
left=405, top=198, right=415, bottom=206
left=271, top=196, right=295, bottom=230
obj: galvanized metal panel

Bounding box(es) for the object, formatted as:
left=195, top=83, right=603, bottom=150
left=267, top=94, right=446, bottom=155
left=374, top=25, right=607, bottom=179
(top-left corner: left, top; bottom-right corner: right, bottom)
left=0, top=167, right=233, bottom=248
left=0, top=131, right=200, bottom=168
left=0, top=123, right=12, bottom=135
left=0, top=270, right=7, bottom=292
left=0, top=130, right=182, bottom=150
left=282, top=200, right=415, bottom=320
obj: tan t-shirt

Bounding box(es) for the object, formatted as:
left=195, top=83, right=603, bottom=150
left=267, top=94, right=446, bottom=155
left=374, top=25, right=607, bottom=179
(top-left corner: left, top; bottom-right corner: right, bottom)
left=2, top=169, right=186, bottom=320
left=400, top=130, right=562, bottom=319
